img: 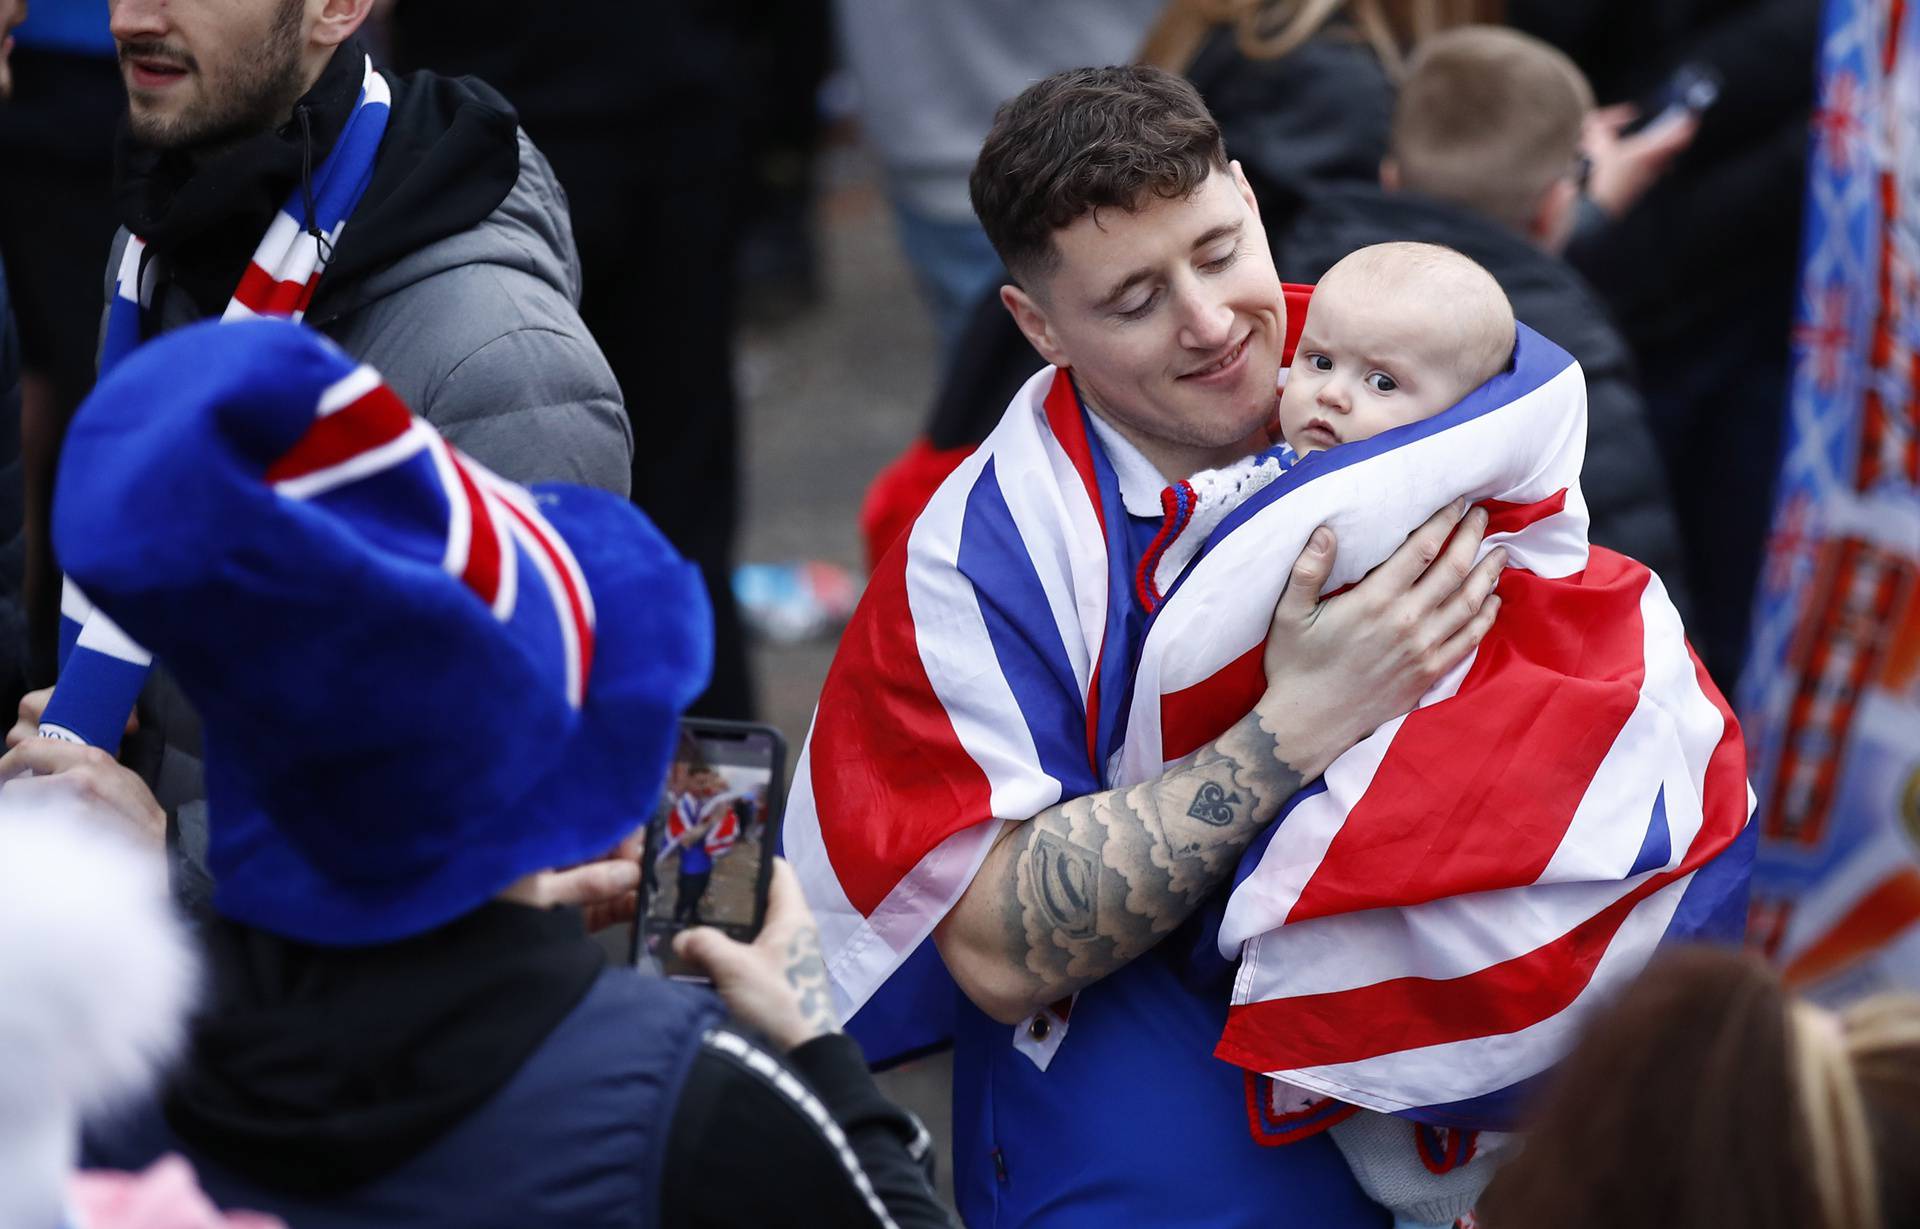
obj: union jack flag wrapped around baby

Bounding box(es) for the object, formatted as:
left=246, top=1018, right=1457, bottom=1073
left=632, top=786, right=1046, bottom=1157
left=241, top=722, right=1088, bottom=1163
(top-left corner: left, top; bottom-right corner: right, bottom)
left=787, top=303, right=1757, bottom=1134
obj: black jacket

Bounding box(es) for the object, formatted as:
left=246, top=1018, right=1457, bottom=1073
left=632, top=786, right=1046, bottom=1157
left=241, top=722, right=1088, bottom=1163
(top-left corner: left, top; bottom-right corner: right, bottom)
left=0, top=259, right=25, bottom=711
left=86, top=905, right=952, bottom=1228
left=1271, top=181, right=1692, bottom=608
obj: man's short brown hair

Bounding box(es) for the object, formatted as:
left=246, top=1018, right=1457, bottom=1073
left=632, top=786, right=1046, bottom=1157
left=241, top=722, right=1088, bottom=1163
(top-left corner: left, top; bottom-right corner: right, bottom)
left=969, top=65, right=1229, bottom=290
left=1389, top=26, right=1594, bottom=233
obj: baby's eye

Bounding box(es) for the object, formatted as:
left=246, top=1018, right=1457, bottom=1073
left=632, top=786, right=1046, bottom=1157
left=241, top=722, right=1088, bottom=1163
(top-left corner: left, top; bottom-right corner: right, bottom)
left=1366, top=372, right=1398, bottom=393
left=1306, top=353, right=1333, bottom=372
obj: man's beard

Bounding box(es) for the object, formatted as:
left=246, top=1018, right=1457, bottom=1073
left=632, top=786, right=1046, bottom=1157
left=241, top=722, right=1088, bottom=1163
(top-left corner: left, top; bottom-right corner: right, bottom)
left=124, top=0, right=309, bottom=153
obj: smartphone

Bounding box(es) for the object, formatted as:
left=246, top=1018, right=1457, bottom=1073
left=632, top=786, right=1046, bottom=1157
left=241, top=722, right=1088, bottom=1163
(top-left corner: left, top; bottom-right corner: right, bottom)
left=1621, top=62, right=1721, bottom=137
left=629, top=718, right=786, bottom=981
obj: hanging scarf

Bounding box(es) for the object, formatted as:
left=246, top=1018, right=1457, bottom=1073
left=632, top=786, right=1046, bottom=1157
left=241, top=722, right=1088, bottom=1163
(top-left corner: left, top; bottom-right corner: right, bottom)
left=42, top=56, right=392, bottom=751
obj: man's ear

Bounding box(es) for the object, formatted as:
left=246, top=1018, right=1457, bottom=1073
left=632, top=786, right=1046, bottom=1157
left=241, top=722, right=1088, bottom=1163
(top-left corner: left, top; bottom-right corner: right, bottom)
left=310, top=0, right=375, bottom=49
left=1379, top=157, right=1402, bottom=192
left=1002, top=284, right=1071, bottom=369
left=1529, top=176, right=1581, bottom=254
left=1230, top=159, right=1261, bottom=220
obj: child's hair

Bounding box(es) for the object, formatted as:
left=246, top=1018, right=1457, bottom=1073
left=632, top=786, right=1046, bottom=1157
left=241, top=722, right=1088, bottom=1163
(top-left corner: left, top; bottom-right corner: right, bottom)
left=1387, top=25, right=1593, bottom=233
left=1479, top=947, right=1920, bottom=1229
left=1326, top=241, right=1514, bottom=391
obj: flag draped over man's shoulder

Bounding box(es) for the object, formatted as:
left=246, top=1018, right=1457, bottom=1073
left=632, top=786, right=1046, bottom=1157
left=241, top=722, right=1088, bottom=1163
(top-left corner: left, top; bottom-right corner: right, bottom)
left=1740, top=0, right=1920, bottom=1000
left=1126, top=327, right=1755, bottom=1136
left=786, top=357, right=1141, bottom=1040
left=40, top=56, right=392, bottom=753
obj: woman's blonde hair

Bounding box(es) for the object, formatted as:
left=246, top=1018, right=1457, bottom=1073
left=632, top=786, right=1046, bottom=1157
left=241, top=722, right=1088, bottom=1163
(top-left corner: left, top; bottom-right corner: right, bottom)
left=1794, top=993, right=1920, bottom=1228
left=1139, top=0, right=1503, bottom=78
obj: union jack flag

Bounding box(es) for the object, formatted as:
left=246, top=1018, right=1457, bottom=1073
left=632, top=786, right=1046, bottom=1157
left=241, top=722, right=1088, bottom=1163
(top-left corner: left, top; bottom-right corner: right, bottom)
left=1740, top=0, right=1920, bottom=1001
left=665, top=790, right=741, bottom=859
left=787, top=314, right=1754, bottom=1132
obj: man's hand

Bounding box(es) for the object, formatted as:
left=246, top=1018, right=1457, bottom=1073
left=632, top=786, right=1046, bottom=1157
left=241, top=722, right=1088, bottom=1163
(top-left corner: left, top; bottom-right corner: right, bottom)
left=1256, top=501, right=1505, bottom=780
left=516, top=826, right=646, bottom=931
left=935, top=500, right=1503, bottom=1024
left=674, top=859, right=840, bottom=1052
left=0, top=737, right=166, bottom=846
left=7, top=686, right=139, bottom=749
left=1582, top=104, right=1699, bottom=219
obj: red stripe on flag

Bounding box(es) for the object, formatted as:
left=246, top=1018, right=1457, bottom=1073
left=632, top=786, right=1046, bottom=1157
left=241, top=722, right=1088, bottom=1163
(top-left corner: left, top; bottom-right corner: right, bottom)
left=1162, top=642, right=1265, bottom=763
left=1288, top=550, right=1651, bottom=922
left=1214, top=569, right=1750, bottom=1072
left=1280, top=283, right=1313, bottom=365
left=447, top=454, right=502, bottom=606
left=232, top=260, right=322, bottom=318
left=265, top=386, right=412, bottom=484
left=809, top=530, right=995, bottom=917
left=501, top=496, right=595, bottom=686
left=1480, top=489, right=1568, bottom=537
left=1040, top=369, right=1118, bottom=775
left=1043, top=369, right=1106, bottom=537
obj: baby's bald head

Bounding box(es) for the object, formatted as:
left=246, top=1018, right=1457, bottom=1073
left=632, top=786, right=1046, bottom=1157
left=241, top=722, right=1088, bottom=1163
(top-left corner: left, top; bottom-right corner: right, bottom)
left=1321, top=242, right=1515, bottom=397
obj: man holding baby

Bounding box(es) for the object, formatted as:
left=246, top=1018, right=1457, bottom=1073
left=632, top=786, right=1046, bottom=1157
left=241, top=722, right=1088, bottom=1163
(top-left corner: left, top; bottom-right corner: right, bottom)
left=791, top=66, right=1506, bottom=1227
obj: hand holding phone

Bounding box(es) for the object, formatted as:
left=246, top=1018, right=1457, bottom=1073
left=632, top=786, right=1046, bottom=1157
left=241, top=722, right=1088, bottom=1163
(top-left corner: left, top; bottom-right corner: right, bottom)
left=671, top=859, right=840, bottom=1052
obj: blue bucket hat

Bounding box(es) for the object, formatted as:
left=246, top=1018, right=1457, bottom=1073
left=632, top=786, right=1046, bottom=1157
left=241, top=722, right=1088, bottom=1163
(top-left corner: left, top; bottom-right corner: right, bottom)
left=52, top=319, right=712, bottom=945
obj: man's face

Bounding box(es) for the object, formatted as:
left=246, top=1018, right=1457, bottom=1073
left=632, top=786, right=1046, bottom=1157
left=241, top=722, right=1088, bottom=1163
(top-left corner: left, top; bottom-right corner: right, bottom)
left=1276, top=273, right=1469, bottom=455
left=1006, top=164, right=1287, bottom=480
left=109, top=0, right=310, bottom=150
left=0, top=0, right=27, bottom=101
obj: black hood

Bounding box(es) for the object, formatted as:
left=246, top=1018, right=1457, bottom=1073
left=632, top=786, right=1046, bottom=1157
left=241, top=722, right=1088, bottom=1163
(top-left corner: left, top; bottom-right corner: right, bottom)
left=113, top=40, right=521, bottom=323
left=164, top=903, right=603, bottom=1195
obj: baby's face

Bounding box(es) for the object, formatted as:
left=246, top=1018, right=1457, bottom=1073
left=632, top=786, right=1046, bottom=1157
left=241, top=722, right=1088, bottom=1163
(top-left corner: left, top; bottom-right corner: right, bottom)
left=1276, top=281, right=1477, bottom=455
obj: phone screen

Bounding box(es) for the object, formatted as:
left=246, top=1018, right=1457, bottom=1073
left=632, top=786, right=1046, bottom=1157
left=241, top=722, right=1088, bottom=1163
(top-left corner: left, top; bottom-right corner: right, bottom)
left=630, top=719, right=786, bottom=980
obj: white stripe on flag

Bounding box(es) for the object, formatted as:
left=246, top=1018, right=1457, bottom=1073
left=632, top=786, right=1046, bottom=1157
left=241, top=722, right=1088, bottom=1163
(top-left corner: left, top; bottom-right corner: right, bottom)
left=272, top=422, right=431, bottom=501
left=73, top=608, right=153, bottom=667
left=318, top=365, right=384, bottom=417
left=1274, top=871, right=1697, bottom=1113
left=60, top=577, right=95, bottom=626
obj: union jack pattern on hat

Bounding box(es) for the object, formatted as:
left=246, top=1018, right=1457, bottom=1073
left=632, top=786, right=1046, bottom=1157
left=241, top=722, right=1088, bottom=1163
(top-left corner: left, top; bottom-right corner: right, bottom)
left=52, top=319, right=710, bottom=945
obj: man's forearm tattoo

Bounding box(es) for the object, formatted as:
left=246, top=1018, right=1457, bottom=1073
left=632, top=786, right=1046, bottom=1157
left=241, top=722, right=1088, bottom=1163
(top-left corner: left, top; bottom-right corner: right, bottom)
left=1186, top=781, right=1241, bottom=826
left=1029, top=829, right=1100, bottom=941
left=784, top=925, right=838, bottom=1038
left=1000, top=708, right=1306, bottom=1004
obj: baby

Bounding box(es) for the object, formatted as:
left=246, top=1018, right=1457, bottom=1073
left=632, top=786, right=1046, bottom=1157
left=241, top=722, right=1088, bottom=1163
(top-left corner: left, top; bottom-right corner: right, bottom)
left=1266, top=241, right=1518, bottom=1229
left=1275, top=241, right=1515, bottom=464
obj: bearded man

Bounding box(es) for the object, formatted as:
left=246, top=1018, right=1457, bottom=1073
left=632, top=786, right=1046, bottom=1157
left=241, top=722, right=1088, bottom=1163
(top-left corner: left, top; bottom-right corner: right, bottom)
left=13, top=0, right=632, bottom=902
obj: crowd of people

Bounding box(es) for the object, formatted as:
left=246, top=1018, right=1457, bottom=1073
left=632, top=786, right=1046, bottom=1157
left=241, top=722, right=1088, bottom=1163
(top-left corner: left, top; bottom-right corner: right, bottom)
left=0, top=0, right=1912, bottom=1226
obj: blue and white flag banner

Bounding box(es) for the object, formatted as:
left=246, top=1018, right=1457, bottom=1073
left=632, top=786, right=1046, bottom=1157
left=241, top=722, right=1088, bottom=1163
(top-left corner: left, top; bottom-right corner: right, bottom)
left=1740, top=0, right=1920, bottom=1000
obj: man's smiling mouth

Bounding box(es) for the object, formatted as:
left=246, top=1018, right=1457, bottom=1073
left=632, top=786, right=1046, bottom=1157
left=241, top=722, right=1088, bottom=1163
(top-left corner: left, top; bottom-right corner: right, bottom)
left=1182, top=333, right=1250, bottom=380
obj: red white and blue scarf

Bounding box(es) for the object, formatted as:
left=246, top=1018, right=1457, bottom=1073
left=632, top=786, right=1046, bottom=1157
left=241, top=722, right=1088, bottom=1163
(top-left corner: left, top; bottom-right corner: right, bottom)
left=43, top=56, right=392, bottom=751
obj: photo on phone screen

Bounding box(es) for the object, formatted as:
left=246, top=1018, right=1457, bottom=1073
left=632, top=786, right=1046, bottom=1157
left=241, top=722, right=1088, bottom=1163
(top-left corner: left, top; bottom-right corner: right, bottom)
left=630, top=719, right=786, bottom=980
